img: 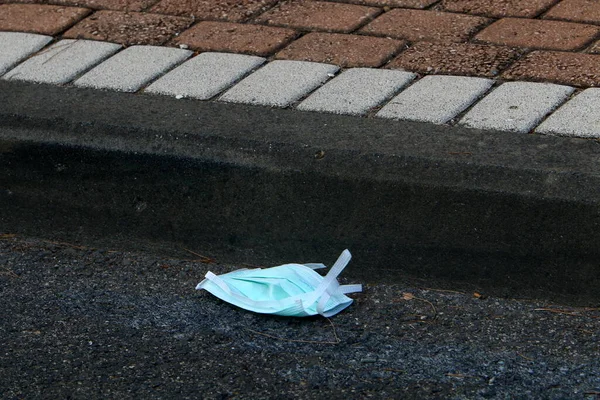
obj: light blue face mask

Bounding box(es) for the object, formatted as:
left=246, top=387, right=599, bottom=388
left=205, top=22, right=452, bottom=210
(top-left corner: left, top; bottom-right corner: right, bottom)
left=196, top=250, right=362, bottom=317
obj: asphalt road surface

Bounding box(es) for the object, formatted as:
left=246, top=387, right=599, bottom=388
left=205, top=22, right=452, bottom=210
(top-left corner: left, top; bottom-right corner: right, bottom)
left=1, top=236, right=599, bottom=399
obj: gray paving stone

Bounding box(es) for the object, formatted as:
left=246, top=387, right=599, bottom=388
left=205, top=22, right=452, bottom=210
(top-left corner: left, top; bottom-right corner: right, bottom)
left=460, top=82, right=575, bottom=133
left=297, top=68, right=416, bottom=116
left=376, top=75, right=493, bottom=124
left=3, top=39, right=122, bottom=85
left=220, top=60, right=339, bottom=108
left=0, top=32, right=52, bottom=76
left=146, top=52, right=265, bottom=100
left=74, top=45, right=192, bottom=92
left=536, top=88, right=600, bottom=138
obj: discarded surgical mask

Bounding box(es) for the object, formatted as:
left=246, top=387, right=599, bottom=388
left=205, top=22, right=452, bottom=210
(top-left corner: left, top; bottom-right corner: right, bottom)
left=196, top=249, right=362, bottom=317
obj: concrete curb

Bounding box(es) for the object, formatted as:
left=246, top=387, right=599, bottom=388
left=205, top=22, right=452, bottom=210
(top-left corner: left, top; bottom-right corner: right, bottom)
left=1, top=80, right=600, bottom=304
left=2, top=33, right=600, bottom=138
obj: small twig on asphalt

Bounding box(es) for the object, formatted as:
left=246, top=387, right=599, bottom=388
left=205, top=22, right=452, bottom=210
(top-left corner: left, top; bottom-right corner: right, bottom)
left=396, top=292, right=438, bottom=320
left=534, top=308, right=599, bottom=319
left=535, top=308, right=580, bottom=316
left=383, top=368, right=405, bottom=374
left=423, top=287, right=465, bottom=295
left=517, top=353, right=534, bottom=361
left=0, top=265, right=19, bottom=278
left=43, top=239, right=90, bottom=250
left=36, top=238, right=122, bottom=253
left=183, top=248, right=215, bottom=263
left=245, top=317, right=340, bottom=345
left=446, top=372, right=477, bottom=379
left=0, top=233, right=16, bottom=240
left=415, top=297, right=437, bottom=319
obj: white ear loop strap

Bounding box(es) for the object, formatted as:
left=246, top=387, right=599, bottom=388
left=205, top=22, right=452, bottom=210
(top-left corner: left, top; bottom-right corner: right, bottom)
left=339, top=284, right=362, bottom=294
left=203, top=272, right=231, bottom=294
left=318, top=249, right=351, bottom=292
left=309, top=249, right=353, bottom=315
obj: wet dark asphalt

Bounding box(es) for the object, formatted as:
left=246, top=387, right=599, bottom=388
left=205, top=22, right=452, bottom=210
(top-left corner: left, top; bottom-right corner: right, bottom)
left=1, top=236, right=599, bottom=399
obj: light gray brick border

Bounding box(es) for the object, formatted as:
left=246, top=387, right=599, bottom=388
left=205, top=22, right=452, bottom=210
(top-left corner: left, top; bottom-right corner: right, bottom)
left=3, top=31, right=599, bottom=139
left=536, top=88, right=600, bottom=138
left=460, top=82, right=575, bottom=133
left=3, top=39, right=122, bottom=85
left=298, top=68, right=416, bottom=116
left=74, top=45, right=192, bottom=92
left=0, top=32, right=52, bottom=76
left=146, top=52, right=266, bottom=100
left=219, top=60, right=339, bottom=108
left=376, top=75, right=493, bottom=124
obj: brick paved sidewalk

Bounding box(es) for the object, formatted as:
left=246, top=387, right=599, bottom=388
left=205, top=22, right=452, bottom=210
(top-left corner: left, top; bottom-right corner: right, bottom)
left=1, top=0, right=599, bottom=87
left=1, top=0, right=600, bottom=137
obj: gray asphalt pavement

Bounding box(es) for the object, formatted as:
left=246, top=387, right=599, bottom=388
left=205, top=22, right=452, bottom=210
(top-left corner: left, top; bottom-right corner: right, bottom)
left=2, top=236, right=599, bottom=399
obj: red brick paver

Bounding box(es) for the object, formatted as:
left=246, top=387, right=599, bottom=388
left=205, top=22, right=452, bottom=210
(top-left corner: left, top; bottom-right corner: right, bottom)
left=275, top=32, right=405, bottom=67
left=2, top=0, right=158, bottom=12
left=502, top=50, right=600, bottom=87
left=475, top=18, right=599, bottom=51
left=255, top=0, right=379, bottom=33
left=333, top=0, right=438, bottom=8
left=387, top=41, right=522, bottom=77
left=172, top=21, right=297, bottom=56
left=0, top=3, right=89, bottom=35
left=359, top=9, right=491, bottom=43
left=1, top=0, right=600, bottom=90
left=150, top=0, right=277, bottom=22
left=544, top=0, right=600, bottom=25
left=63, top=10, right=193, bottom=46
left=438, top=0, right=558, bottom=18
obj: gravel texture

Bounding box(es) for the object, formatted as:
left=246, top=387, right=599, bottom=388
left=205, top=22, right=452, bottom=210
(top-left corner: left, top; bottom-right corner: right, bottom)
left=1, top=236, right=599, bottom=399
